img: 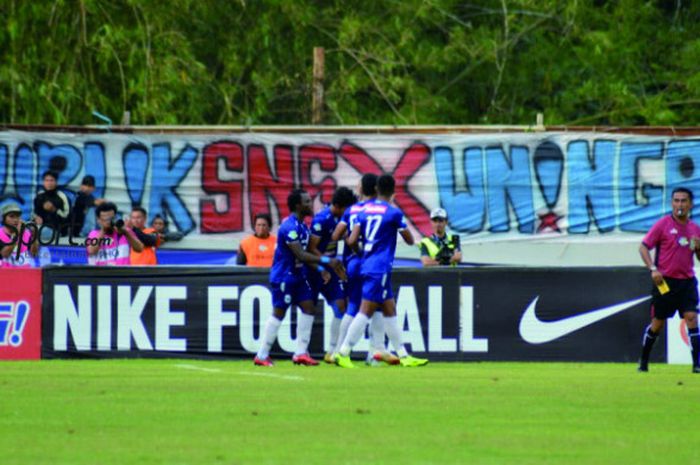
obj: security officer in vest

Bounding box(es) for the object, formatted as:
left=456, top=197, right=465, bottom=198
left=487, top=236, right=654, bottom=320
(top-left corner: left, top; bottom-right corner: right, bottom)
left=419, top=208, right=462, bottom=267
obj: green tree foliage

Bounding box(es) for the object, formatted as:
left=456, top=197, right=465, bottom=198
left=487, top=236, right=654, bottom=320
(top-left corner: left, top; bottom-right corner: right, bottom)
left=1, top=0, right=699, bottom=125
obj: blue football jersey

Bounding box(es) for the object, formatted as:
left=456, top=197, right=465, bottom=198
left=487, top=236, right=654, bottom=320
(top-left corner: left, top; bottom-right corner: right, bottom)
left=356, top=199, right=407, bottom=275
left=340, top=201, right=367, bottom=265
left=269, top=214, right=310, bottom=283
left=310, top=206, right=340, bottom=257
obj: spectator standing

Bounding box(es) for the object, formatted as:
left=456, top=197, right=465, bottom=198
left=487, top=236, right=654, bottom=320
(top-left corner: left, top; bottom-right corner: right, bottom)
left=33, top=170, right=70, bottom=241
left=71, top=175, right=104, bottom=237
left=151, top=215, right=167, bottom=234
left=236, top=213, right=276, bottom=267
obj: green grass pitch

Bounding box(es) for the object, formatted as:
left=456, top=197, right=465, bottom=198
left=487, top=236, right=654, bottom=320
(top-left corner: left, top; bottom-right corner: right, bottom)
left=1, top=360, right=698, bottom=465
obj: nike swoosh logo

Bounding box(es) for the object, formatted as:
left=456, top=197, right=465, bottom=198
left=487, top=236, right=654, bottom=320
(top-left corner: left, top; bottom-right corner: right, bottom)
left=519, top=295, right=651, bottom=344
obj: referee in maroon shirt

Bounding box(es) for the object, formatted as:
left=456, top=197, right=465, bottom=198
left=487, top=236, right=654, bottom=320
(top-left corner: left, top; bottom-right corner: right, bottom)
left=638, top=187, right=700, bottom=373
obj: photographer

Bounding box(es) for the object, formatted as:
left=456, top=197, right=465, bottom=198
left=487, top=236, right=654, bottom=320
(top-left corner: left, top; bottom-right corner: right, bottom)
left=128, top=206, right=161, bottom=265
left=419, top=208, right=462, bottom=267
left=150, top=214, right=184, bottom=243
left=86, top=202, right=143, bottom=266
left=1, top=203, right=39, bottom=268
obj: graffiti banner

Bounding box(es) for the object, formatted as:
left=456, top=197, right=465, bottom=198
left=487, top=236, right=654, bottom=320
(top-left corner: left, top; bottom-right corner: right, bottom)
left=1, top=130, right=698, bottom=265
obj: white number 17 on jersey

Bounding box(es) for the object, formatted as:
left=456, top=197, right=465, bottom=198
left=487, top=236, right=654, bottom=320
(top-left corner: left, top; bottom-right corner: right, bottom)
left=363, top=214, right=382, bottom=251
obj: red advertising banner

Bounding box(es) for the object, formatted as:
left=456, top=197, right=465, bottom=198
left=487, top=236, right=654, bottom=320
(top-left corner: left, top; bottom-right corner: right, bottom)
left=0, top=268, right=42, bottom=360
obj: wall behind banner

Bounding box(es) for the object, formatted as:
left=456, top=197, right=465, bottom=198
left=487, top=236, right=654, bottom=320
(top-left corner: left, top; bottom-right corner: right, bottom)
left=41, top=266, right=665, bottom=363
left=1, top=130, right=699, bottom=266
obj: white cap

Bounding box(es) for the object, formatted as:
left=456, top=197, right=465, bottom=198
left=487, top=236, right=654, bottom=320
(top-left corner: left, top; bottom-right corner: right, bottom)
left=1, top=203, right=21, bottom=219
left=430, top=207, right=447, bottom=220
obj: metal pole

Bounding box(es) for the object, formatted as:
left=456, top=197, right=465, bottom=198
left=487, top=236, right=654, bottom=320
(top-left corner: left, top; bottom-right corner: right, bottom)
left=312, top=47, right=325, bottom=125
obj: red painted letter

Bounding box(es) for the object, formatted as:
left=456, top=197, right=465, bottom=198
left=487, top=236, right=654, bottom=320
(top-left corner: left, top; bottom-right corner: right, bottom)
left=299, top=144, right=337, bottom=205
left=248, top=144, right=295, bottom=221
left=200, top=141, right=244, bottom=233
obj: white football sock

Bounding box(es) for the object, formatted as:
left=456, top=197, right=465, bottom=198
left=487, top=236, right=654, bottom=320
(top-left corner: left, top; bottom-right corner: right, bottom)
left=335, top=313, right=354, bottom=353
left=369, top=312, right=386, bottom=353
left=256, top=315, right=282, bottom=359
left=294, top=312, right=315, bottom=356
left=383, top=315, right=408, bottom=358
left=328, top=316, right=342, bottom=353
left=339, top=313, right=369, bottom=356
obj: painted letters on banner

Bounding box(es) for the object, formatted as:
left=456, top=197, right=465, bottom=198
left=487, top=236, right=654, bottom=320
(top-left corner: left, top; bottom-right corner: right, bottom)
left=1, top=131, right=698, bottom=260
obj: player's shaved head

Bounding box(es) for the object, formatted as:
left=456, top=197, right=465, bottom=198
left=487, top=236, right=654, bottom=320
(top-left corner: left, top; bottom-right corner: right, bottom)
left=361, top=173, right=378, bottom=197
left=332, top=186, right=356, bottom=208
left=377, top=174, right=395, bottom=197
left=287, top=189, right=307, bottom=212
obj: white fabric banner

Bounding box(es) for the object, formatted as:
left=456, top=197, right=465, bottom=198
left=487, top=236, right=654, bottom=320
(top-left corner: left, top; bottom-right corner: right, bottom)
left=1, top=130, right=697, bottom=265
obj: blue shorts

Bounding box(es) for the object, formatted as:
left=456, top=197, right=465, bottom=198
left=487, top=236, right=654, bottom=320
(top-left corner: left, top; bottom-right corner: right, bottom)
left=345, top=259, right=363, bottom=317
left=308, top=271, right=345, bottom=303
left=362, top=272, right=393, bottom=305
left=270, top=277, right=313, bottom=311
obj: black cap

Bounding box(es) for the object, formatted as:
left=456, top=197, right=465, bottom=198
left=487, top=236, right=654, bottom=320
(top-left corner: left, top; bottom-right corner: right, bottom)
left=81, top=175, right=96, bottom=187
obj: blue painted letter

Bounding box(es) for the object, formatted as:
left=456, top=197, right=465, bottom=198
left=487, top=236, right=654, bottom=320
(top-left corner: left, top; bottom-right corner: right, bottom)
left=618, top=142, right=663, bottom=232
left=485, top=146, right=534, bottom=233
left=567, top=140, right=616, bottom=233
left=434, top=146, right=485, bottom=232
left=147, top=143, right=197, bottom=233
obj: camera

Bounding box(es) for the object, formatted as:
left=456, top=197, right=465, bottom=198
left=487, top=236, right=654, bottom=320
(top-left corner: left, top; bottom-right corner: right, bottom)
left=163, top=231, right=184, bottom=242
left=435, top=245, right=454, bottom=265
left=110, top=218, right=124, bottom=229
left=435, top=234, right=460, bottom=265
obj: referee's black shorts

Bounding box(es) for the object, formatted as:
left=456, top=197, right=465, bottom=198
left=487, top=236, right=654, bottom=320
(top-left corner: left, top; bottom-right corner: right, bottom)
left=651, top=276, right=699, bottom=319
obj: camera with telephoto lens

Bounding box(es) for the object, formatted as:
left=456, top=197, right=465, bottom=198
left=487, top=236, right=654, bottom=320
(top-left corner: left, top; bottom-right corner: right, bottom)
left=110, top=218, right=124, bottom=229
left=163, top=231, right=184, bottom=242
left=435, top=245, right=454, bottom=265
left=434, top=234, right=460, bottom=265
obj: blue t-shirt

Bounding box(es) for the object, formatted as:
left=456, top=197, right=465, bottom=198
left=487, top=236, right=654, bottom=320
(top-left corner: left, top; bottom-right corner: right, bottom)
left=340, top=201, right=367, bottom=265
left=310, top=206, right=340, bottom=257
left=269, top=214, right=310, bottom=283
left=355, top=199, right=407, bottom=275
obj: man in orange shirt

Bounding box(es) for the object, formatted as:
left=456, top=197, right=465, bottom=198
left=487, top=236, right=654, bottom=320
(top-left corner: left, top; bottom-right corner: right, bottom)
left=129, top=206, right=161, bottom=265
left=237, top=213, right=276, bottom=267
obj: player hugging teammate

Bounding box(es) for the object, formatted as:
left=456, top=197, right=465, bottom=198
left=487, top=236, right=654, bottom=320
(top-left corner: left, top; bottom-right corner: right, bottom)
left=254, top=175, right=428, bottom=368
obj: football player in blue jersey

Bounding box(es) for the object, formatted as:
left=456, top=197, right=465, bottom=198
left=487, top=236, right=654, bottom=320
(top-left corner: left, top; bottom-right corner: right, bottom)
left=331, top=173, right=399, bottom=366
left=254, top=189, right=346, bottom=367
left=335, top=174, right=428, bottom=368
left=307, top=186, right=356, bottom=363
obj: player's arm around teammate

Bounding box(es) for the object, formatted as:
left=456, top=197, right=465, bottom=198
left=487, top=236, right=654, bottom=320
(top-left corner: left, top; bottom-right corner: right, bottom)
left=288, top=240, right=346, bottom=281
left=253, top=190, right=346, bottom=367
left=336, top=175, right=427, bottom=368
left=307, top=235, right=332, bottom=284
